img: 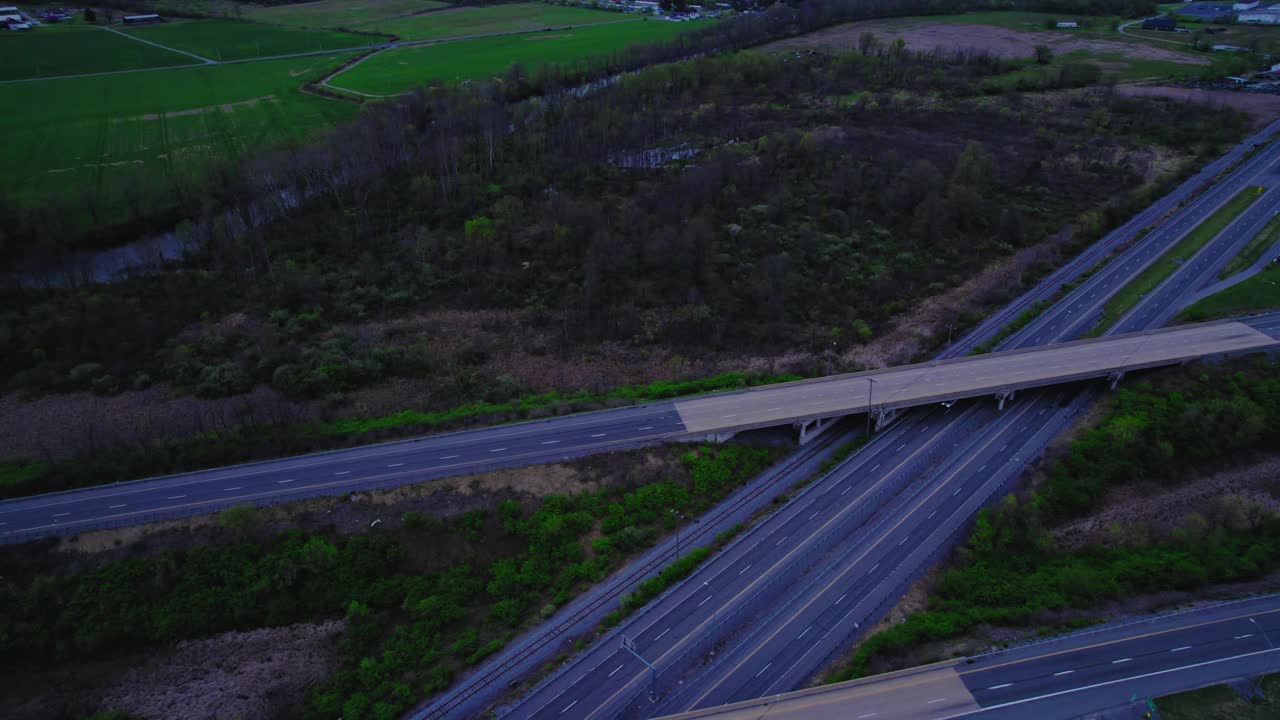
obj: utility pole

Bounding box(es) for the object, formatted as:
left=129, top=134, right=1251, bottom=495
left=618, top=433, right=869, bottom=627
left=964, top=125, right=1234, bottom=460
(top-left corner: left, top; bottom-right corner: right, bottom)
left=864, top=376, right=878, bottom=438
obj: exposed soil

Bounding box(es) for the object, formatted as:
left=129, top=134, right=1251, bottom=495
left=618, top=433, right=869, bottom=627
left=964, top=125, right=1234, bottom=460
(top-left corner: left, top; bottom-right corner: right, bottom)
left=1054, top=454, right=1280, bottom=551
left=1116, top=84, right=1280, bottom=128
left=768, top=20, right=1209, bottom=66
left=5, top=620, right=345, bottom=720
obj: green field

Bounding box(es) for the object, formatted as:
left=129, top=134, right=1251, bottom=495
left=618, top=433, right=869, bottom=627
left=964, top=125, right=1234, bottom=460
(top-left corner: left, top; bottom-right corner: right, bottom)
left=121, top=19, right=372, bottom=61
left=0, top=53, right=359, bottom=211
left=1181, top=264, right=1280, bottom=321
left=361, top=3, right=631, bottom=41
left=0, top=25, right=200, bottom=80
left=335, top=19, right=710, bottom=94
left=1158, top=673, right=1280, bottom=719
left=244, top=0, right=451, bottom=29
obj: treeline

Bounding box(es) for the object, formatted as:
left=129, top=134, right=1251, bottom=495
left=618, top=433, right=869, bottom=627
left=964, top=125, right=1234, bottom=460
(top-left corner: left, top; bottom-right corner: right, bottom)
left=829, top=358, right=1280, bottom=681
left=5, top=47, right=1240, bottom=405
left=0, top=445, right=777, bottom=720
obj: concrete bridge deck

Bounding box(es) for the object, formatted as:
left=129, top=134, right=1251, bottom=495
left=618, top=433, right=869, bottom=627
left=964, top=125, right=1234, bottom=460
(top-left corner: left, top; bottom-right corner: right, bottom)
left=674, top=319, right=1279, bottom=438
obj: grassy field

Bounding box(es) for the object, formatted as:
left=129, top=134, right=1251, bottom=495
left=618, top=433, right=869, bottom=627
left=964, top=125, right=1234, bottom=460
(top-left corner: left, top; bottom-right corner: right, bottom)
left=121, top=19, right=372, bottom=61
left=334, top=19, right=708, bottom=93
left=1181, top=263, right=1280, bottom=321
left=360, top=3, right=631, bottom=41
left=1094, top=186, right=1265, bottom=332
left=0, top=53, right=359, bottom=212
left=244, top=0, right=450, bottom=29
left=0, top=25, right=201, bottom=80
left=908, top=10, right=1122, bottom=30
left=1157, top=673, right=1280, bottom=719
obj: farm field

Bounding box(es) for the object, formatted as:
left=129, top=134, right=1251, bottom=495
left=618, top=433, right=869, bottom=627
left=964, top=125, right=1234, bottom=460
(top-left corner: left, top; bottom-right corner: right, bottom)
left=333, top=19, right=711, bottom=94
left=360, top=2, right=632, bottom=41
left=244, top=0, right=451, bottom=29
left=121, top=19, right=373, bottom=61
left=0, top=53, right=359, bottom=212
left=0, top=24, right=200, bottom=81
left=767, top=11, right=1209, bottom=80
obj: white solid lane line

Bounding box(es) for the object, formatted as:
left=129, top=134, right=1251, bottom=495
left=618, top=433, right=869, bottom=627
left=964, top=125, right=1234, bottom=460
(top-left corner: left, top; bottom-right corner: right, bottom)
left=927, top=698, right=946, bottom=704
left=224, top=487, right=243, bottom=491
left=988, top=683, right=1013, bottom=690
left=540, top=441, right=560, bottom=445
left=1053, top=670, right=1074, bottom=676
left=278, top=479, right=295, bottom=484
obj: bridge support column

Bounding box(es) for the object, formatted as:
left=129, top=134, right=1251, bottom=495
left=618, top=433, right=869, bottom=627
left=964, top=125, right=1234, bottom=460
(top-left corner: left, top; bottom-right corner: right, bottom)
left=873, top=407, right=898, bottom=432
left=996, top=390, right=1015, bottom=411
left=682, top=430, right=738, bottom=443
left=1108, top=371, right=1125, bottom=391
left=794, top=416, right=839, bottom=446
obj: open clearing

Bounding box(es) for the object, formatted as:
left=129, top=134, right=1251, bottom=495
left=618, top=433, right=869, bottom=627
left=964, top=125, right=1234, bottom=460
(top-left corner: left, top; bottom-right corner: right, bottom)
left=121, top=19, right=372, bottom=61
left=359, top=2, right=632, bottom=41
left=334, top=19, right=709, bottom=93
left=0, top=25, right=200, bottom=80
left=0, top=53, right=358, bottom=210
left=244, top=0, right=450, bottom=29
left=770, top=18, right=1208, bottom=66
left=1116, top=84, right=1280, bottom=127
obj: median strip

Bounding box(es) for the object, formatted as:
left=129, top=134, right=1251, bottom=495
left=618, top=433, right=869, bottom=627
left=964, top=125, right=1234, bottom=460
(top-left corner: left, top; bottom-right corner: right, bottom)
left=1092, top=186, right=1265, bottom=333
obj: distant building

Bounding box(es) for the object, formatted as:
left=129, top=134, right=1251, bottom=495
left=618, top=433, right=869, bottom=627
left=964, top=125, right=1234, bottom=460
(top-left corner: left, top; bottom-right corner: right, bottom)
left=1142, top=17, right=1178, bottom=30
left=1233, top=1, right=1259, bottom=9
left=122, top=13, right=163, bottom=25
left=1212, top=43, right=1252, bottom=50
left=1056, top=21, right=1079, bottom=28
left=1239, top=9, right=1280, bottom=21
left=0, top=6, right=21, bottom=25
left=7, top=21, right=30, bottom=30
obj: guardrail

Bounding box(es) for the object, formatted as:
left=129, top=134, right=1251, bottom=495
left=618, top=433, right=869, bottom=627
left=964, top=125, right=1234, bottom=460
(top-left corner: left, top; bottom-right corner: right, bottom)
left=417, top=428, right=848, bottom=720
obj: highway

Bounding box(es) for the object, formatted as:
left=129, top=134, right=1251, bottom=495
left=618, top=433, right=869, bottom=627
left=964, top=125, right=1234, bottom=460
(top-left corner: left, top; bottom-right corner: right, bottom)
left=7, top=123, right=1280, bottom=546
left=499, top=124, right=1280, bottom=719
left=3, top=318, right=1271, bottom=544
left=656, top=594, right=1280, bottom=720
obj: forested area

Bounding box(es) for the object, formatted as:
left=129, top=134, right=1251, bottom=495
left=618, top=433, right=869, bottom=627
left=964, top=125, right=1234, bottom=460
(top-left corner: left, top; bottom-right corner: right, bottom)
left=0, top=444, right=777, bottom=720
left=828, top=358, right=1280, bottom=682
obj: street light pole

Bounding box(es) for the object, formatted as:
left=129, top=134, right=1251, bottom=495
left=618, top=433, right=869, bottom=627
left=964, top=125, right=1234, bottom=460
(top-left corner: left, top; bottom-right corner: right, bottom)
left=865, top=376, right=878, bottom=438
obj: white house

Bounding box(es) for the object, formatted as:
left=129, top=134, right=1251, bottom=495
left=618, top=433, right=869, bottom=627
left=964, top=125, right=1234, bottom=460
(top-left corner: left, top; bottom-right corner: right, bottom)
left=1239, top=9, right=1280, bottom=22
left=1233, top=1, right=1260, bottom=10
left=1056, top=21, right=1079, bottom=28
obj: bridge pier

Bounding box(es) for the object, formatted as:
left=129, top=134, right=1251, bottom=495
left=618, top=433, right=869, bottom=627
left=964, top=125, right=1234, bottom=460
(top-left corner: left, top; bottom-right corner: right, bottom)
left=1108, top=370, right=1125, bottom=391
left=795, top=416, right=839, bottom=445
left=873, top=407, right=898, bottom=432
left=996, top=390, right=1015, bottom=411
left=683, top=430, right=738, bottom=443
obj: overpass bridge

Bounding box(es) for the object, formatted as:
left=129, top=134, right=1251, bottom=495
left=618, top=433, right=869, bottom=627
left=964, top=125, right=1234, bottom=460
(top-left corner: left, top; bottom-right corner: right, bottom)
left=673, top=318, right=1280, bottom=444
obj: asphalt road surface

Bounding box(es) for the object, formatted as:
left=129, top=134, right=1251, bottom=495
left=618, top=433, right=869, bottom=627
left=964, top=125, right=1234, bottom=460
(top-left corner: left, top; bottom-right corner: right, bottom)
left=657, top=594, right=1280, bottom=720
left=502, top=130, right=1280, bottom=719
